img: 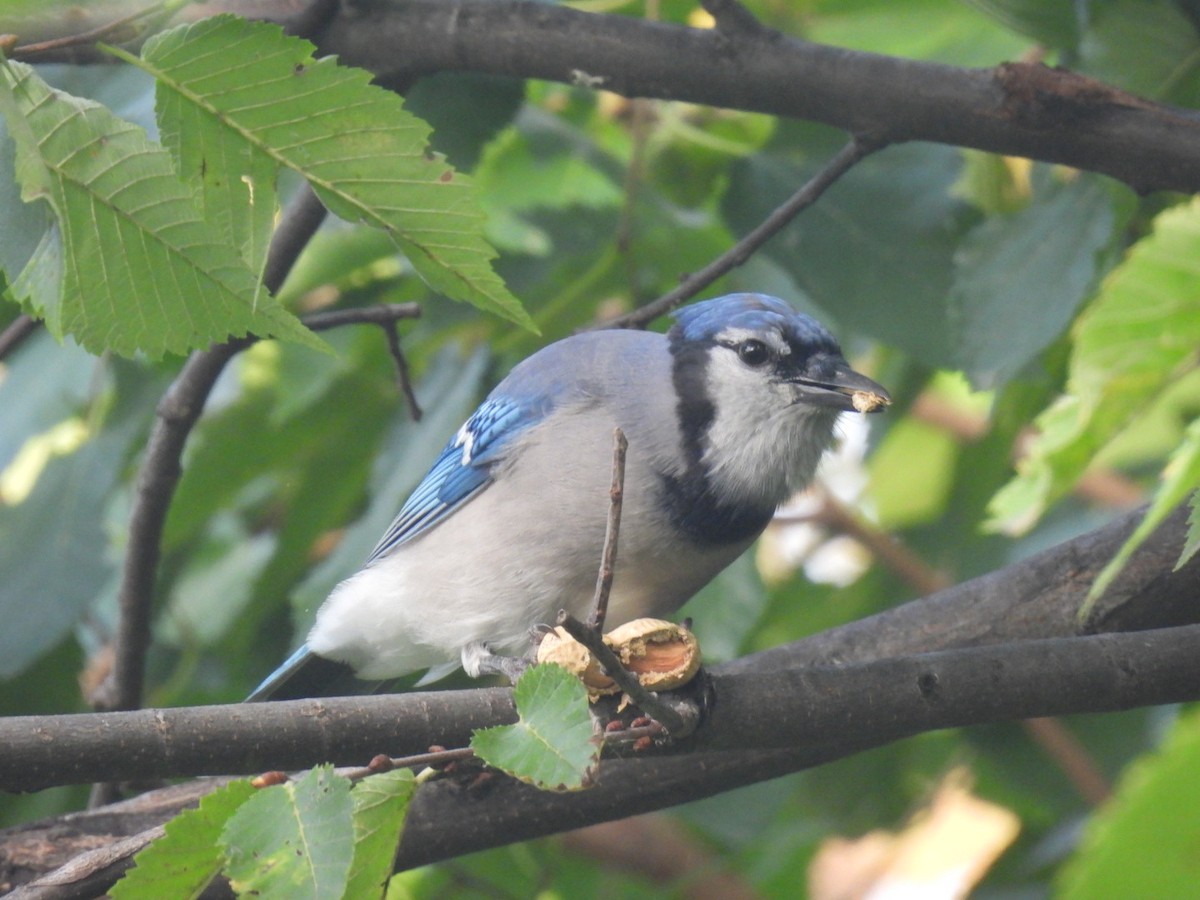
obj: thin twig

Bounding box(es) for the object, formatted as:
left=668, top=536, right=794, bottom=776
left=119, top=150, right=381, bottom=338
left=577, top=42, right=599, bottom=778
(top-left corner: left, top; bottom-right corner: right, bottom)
left=588, top=428, right=628, bottom=632
left=300, top=304, right=422, bottom=332
left=10, top=1, right=171, bottom=59
left=334, top=746, right=477, bottom=782
left=557, top=612, right=689, bottom=735
left=381, top=318, right=423, bottom=421
left=291, top=302, right=425, bottom=420
left=0, top=313, right=41, bottom=361
left=598, top=135, right=884, bottom=330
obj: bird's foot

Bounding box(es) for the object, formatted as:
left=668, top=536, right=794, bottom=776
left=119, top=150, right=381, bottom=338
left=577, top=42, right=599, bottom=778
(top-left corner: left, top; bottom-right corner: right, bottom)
left=461, top=641, right=533, bottom=684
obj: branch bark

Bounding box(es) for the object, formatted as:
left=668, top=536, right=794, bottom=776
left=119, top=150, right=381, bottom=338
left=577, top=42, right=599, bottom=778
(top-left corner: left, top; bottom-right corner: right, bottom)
left=312, top=0, right=1200, bottom=194
left=3, top=504, right=1198, bottom=894
left=7, top=1, right=1199, bottom=192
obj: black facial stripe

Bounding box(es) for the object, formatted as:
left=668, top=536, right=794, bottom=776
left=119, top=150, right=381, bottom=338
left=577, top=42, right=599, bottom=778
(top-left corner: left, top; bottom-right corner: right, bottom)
left=658, top=471, right=775, bottom=546
left=665, top=330, right=776, bottom=547
left=669, top=330, right=714, bottom=469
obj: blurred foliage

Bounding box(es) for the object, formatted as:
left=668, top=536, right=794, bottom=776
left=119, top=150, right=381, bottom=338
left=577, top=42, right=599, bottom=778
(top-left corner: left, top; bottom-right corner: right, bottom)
left=1, top=0, right=1199, bottom=897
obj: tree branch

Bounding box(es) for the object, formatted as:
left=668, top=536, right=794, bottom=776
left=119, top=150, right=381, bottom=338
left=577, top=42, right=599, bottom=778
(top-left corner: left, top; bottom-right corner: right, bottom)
left=4, top=622, right=1197, bottom=894
left=4, top=618, right=1195, bottom=793
left=600, top=136, right=881, bottom=329
left=0, top=314, right=41, bottom=362
left=311, top=0, right=1200, bottom=194
left=7, top=2, right=1198, bottom=192
left=4, top=504, right=1196, bottom=892
left=0, top=504, right=1191, bottom=789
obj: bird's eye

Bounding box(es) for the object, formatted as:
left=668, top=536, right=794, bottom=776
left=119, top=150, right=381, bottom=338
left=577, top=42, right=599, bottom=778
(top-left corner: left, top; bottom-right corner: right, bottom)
left=737, top=339, right=770, bottom=367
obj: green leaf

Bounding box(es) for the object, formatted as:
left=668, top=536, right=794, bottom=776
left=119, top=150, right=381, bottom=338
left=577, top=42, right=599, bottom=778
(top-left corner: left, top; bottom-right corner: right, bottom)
left=161, top=515, right=277, bottom=648
left=471, top=664, right=599, bottom=792
left=1059, top=708, right=1200, bottom=900
left=403, top=72, right=525, bottom=172
left=1076, top=0, right=1200, bottom=107
left=989, top=198, right=1200, bottom=533
left=0, top=60, right=322, bottom=359
left=1083, top=418, right=1200, bottom=615
left=132, top=16, right=533, bottom=330
left=151, top=42, right=278, bottom=275
left=221, top=766, right=355, bottom=900
left=111, top=780, right=257, bottom=900
left=1182, top=493, right=1200, bottom=571
left=0, top=362, right=161, bottom=678
left=345, top=770, right=416, bottom=900
left=0, top=330, right=96, bottom=470
left=805, top=0, right=1029, bottom=65
left=724, top=125, right=972, bottom=366
left=948, top=175, right=1123, bottom=389
left=961, top=0, right=1081, bottom=49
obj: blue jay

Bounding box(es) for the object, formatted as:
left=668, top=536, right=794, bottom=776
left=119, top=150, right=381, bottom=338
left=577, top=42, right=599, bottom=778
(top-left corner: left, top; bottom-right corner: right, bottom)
left=249, top=293, right=889, bottom=700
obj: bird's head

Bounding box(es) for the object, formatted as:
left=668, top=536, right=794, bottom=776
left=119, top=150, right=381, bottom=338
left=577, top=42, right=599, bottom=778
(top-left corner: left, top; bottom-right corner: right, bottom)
left=669, top=293, right=890, bottom=507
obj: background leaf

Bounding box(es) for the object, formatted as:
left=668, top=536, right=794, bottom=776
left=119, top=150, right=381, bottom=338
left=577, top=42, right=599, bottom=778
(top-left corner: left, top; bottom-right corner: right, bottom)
left=1058, top=708, right=1200, bottom=900
left=948, top=173, right=1124, bottom=389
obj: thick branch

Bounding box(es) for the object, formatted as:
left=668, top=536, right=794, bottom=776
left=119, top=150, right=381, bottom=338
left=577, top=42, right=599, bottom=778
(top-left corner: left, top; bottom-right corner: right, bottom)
left=314, top=0, right=1200, bottom=194
left=4, top=504, right=1197, bottom=892
left=2, top=620, right=1196, bottom=793
left=4, top=623, right=1197, bottom=894
left=7, top=2, right=1197, bottom=192
left=0, top=506, right=1193, bottom=790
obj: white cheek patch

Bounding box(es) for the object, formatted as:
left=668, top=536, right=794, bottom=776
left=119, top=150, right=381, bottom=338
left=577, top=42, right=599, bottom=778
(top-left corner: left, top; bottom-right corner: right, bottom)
left=700, top=347, right=837, bottom=507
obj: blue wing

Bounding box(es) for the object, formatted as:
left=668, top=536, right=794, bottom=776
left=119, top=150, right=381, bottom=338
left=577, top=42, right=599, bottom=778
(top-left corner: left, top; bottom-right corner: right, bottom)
left=364, top=395, right=543, bottom=565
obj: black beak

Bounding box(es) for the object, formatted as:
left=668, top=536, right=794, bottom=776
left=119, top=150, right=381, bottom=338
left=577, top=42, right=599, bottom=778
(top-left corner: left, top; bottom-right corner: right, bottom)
left=789, top=360, right=892, bottom=413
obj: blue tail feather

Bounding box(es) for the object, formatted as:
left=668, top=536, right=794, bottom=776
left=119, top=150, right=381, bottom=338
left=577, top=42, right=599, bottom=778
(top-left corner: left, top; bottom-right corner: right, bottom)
left=246, top=644, right=361, bottom=702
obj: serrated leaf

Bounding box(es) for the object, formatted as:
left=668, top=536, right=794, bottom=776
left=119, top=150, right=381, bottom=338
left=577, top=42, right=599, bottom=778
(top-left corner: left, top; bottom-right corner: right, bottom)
left=153, top=50, right=278, bottom=275
left=221, top=765, right=355, bottom=900
left=988, top=198, right=1200, bottom=533
left=1084, top=418, right=1200, bottom=616
left=111, top=780, right=257, bottom=900
left=345, top=769, right=416, bottom=900
left=131, top=16, right=533, bottom=330
left=0, top=60, right=322, bottom=359
left=471, top=664, right=598, bottom=792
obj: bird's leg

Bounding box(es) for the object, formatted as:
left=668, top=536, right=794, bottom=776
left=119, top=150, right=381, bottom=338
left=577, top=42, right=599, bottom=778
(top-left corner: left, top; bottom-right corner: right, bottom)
left=461, top=640, right=532, bottom=684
